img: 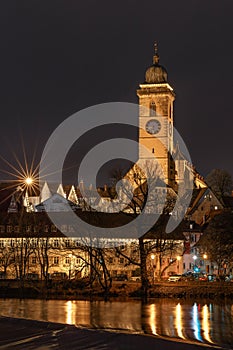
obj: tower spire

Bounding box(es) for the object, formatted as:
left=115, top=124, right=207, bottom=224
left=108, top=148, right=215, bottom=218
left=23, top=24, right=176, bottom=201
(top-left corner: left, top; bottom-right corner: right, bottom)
left=153, top=41, right=159, bottom=64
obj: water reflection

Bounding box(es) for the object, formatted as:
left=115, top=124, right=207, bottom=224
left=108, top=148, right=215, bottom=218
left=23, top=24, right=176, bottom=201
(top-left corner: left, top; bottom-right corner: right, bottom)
left=175, top=303, right=185, bottom=340
left=0, top=298, right=233, bottom=348
left=66, top=300, right=75, bottom=325
left=149, top=304, right=157, bottom=335
left=192, top=302, right=202, bottom=342
left=202, top=304, right=213, bottom=344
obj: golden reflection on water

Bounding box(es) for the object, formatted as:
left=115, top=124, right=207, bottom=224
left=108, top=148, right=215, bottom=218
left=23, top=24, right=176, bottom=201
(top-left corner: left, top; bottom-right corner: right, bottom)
left=175, top=303, right=185, bottom=340
left=66, top=300, right=75, bottom=325
left=202, top=304, right=213, bottom=344
left=65, top=300, right=91, bottom=327
left=64, top=300, right=142, bottom=331
left=149, top=304, right=157, bottom=335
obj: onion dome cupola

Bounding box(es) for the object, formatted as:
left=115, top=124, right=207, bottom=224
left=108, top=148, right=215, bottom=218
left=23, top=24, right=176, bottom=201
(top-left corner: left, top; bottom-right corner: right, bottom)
left=145, top=42, right=168, bottom=84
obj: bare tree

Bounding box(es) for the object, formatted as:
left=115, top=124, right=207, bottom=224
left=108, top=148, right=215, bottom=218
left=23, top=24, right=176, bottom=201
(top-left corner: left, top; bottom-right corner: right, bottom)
left=198, top=210, right=233, bottom=275
left=111, top=162, right=179, bottom=301
left=34, top=237, right=51, bottom=282
left=0, top=244, right=14, bottom=278
left=115, top=215, right=184, bottom=280
left=71, top=237, right=112, bottom=301
left=206, top=169, right=233, bottom=201
left=12, top=237, right=33, bottom=281
left=111, top=162, right=176, bottom=216
left=144, top=217, right=184, bottom=279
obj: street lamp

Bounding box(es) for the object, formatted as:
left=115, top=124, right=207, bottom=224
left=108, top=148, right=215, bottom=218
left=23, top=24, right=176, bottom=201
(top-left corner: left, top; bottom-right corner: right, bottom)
left=25, top=177, right=33, bottom=186
left=193, top=255, right=199, bottom=273
left=203, top=254, right=208, bottom=274
left=22, top=176, right=35, bottom=212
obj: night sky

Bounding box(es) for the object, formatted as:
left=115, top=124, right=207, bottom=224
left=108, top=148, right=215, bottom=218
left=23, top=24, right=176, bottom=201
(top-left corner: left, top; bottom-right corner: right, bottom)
left=0, top=1, right=233, bottom=186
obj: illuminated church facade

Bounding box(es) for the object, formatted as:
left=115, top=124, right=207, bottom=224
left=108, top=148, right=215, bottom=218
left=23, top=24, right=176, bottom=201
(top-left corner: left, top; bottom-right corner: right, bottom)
left=137, top=43, right=206, bottom=192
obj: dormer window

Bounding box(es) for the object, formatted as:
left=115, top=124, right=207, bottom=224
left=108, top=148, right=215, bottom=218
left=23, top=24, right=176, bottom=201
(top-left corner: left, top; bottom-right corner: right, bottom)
left=7, top=225, right=12, bottom=233
left=51, top=225, right=57, bottom=233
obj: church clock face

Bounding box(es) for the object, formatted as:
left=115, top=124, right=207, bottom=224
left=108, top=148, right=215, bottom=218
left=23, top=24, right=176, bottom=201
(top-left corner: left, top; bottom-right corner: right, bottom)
left=145, top=119, right=161, bottom=135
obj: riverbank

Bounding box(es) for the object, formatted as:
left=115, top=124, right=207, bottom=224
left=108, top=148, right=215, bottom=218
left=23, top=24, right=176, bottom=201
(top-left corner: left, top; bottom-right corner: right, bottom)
left=0, top=316, right=220, bottom=349
left=1, top=279, right=233, bottom=301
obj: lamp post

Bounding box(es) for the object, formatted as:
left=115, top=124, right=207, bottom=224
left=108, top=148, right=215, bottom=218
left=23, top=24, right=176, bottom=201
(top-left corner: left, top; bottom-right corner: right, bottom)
left=16, top=176, right=35, bottom=285
left=176, top=255, right=181, bottom=274
left=151, top=254, right=155, bottom=284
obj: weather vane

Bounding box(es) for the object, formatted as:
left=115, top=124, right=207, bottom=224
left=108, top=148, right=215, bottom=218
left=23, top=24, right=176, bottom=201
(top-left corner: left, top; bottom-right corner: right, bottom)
left=153, top=41, right=159, bottom=64
left=154, top=41, right=158, bottom=54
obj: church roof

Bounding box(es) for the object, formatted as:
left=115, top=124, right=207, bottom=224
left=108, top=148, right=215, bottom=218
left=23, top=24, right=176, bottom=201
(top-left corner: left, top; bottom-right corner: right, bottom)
left=143, top=214, right=187, bottom=240
left=173, top=142, right=186, bottom=161
left=185, top=187, right=208, bottom=215
left=0, top=183, right=24, bottom=213
left=35, top=193, right=78, bottom=212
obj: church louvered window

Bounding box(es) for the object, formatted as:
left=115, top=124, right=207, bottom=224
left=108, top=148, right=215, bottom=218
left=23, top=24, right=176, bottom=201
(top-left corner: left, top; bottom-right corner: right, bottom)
left=150, top=101, right=156, bottom=116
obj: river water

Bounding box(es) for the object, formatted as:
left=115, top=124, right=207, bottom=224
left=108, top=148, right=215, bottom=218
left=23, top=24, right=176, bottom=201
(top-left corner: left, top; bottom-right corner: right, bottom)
left=0, top=298, right=233, bottom=348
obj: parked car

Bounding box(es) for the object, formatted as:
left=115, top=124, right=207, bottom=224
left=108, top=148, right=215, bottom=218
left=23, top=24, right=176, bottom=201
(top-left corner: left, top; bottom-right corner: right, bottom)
left=198, top=274, right=208, bottom=281
left=180, top=273, right=197, bottom=282
left=130, top=276, right=141, bottom=282
left=50, top=272, right=68, bottom=280
left=223, top=275, right=233, bottom=282
left=168, top=274, right=182, bottom=282
left=25, top=273, right=39, bottom=281
left=207, top=274, right=217, bottom=282
left=113, top=274, right=128, bottom=281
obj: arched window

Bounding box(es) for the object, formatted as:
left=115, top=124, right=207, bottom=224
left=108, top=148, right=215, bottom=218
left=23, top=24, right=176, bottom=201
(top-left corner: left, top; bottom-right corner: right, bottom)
left=152, top=148, right=155, bottom=154
left=150, top=101, right=156, bottom=116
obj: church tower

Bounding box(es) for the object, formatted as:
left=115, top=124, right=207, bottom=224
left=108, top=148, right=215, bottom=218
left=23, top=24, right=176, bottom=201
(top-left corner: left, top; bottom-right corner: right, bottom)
left=137, top=43, right=175, bottom=187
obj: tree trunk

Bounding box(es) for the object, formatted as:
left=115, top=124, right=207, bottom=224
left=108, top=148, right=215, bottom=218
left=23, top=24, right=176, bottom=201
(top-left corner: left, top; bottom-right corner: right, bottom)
left=139, top=237, right=149, bottom=303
